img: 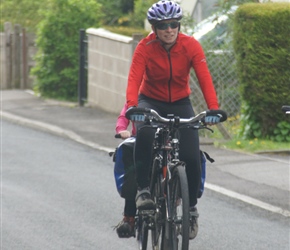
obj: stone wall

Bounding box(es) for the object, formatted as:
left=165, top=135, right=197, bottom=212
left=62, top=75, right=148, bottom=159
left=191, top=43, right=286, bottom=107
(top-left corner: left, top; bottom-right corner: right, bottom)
left=86, top=28, right=141, bottom=114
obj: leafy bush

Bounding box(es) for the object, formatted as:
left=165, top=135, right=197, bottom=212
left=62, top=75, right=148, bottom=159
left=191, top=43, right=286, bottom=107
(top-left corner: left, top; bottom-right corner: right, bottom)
left=31, top=0, right=101, bottom=101
left=270, top=121, right=290, bottom=142
left=128, top=0, right=155, bottom=28
left=104, top=26, right=149, bottom=38
left=0, top=0, right=52, bottom=32
left=97, top=0, right=132, bottom=26
left=215, top=0, right=260, bottom=11
left=233, top=3, right=290, bottom=141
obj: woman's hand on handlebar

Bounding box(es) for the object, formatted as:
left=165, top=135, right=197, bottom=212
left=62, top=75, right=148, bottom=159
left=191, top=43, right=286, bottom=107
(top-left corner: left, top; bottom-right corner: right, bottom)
left=130, top=114, right=145, bottom=122
left=204, top=109, right=227, bottom=125
left=125, top=106, right=146, bottom=122
left=204, top=115, right=221, bottom=125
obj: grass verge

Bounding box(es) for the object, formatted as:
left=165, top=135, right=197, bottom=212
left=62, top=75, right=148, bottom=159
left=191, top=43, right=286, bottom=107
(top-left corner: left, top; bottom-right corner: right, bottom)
left=216, top=138, right=290, bottom=154
left=201, top=121, right=290, bottom=154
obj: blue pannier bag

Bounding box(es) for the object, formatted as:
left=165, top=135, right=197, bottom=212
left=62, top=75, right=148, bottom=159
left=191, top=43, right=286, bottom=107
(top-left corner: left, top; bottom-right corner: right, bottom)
left=112, top=137, right=137, bottom=200
left=198, top=150, right=214, bottom=198
left=110, top=139, right=214, bottom=200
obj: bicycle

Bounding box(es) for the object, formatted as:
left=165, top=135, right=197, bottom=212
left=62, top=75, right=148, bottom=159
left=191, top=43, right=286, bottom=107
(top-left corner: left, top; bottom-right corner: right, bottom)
left=282, top=106, right=290, bottom=115
left=125, top=107, right=227, bottom=250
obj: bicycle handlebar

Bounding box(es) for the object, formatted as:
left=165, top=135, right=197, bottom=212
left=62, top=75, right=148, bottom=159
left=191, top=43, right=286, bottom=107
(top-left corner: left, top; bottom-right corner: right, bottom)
left=282, top=106, right=290, bottom=114
left=115, top=134, right=122, bottom=139
left=125, top=107, right=227, bottom=124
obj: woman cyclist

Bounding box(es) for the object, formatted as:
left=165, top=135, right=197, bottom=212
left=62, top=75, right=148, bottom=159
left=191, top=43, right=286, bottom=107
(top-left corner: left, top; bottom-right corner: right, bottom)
left=126, top=0, right=220, bottom=240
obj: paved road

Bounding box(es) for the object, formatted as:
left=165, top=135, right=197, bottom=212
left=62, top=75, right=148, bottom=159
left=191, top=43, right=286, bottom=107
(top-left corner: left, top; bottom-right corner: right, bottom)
left=1, top=90, right=290, bottom=218
left=2, top=121, right=289, bottom=250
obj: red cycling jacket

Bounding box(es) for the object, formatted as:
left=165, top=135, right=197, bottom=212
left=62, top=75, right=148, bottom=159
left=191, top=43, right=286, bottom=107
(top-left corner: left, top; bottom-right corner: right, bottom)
left=126, top=32, right=219, bottom=110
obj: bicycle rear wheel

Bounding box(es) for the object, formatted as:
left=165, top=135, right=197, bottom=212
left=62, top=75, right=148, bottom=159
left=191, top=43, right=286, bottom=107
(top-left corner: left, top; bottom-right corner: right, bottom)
left=170, top=164, right=190, bottom=250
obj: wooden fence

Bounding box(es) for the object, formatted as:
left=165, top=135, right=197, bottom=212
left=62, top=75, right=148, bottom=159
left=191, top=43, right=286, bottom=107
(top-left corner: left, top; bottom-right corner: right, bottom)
left=0, top=22, right=37, bottom=89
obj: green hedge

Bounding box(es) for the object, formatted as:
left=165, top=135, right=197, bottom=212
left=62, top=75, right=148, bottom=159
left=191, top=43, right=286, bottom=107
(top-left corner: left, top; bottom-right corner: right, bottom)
left=104, top=26, right=149, bottom=38
left=233, top=3, right=290, bottom=142
left=31, top=0, right=101, bottom=101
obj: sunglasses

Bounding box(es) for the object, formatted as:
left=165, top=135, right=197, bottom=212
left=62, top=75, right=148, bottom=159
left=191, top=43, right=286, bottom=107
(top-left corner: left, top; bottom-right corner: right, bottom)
left=155, top=21, right=180, bottom=30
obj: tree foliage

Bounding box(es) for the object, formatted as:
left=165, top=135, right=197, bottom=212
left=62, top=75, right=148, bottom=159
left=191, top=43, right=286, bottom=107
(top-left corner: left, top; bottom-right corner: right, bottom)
left=96, top=0, right=134, bottom=26
left=0, top=0, right=52, bottom=32
left=215, top=0, right=261, bottom=11
left=0, top=0, right=135, bottom=31
left=31, top=0, right=102, bottom=101
left=128, top=0, right=155, bottom=28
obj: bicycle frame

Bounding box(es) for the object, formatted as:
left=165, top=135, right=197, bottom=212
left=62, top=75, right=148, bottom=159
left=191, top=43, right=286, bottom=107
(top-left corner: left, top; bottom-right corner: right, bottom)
left=149, top=120, right=186, bottom=250
left=127, top=107, right=227, bottom=250
left=138, top=113, right=197, bottom=250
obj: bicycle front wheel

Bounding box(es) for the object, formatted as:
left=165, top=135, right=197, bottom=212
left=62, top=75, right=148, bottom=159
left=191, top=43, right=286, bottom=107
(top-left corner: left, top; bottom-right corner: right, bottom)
left=136, top=214, right=148, bottom=250
left=170, top=164, right=190, bottom=250
left=150, top=158, right=165, bottom=250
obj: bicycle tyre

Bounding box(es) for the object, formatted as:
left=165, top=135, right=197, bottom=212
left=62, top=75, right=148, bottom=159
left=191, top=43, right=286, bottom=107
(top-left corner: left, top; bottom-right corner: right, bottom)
left=150, top=158, right=165, bottom=250
left=170, top=164, right=190, bottom=250
left=137, top=214, right=148, bottom=250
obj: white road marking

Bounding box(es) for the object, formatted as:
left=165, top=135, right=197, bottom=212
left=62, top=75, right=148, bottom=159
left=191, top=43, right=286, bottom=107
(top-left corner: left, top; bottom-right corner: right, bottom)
left=205, top=183, right=290, bottom=217
left=2, top=111, right=290, bottom=218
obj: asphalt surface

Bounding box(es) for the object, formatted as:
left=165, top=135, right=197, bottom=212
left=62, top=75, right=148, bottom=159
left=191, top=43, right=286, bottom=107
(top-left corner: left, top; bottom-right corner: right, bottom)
left=1, top=89, right=290, bottom=217
left=4, top=120, right=289, bottom=250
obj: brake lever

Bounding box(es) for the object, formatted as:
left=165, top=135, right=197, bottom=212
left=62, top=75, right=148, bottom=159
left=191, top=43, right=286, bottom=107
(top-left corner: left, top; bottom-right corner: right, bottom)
left=195, top=122, right=214, bottom=133
left=204, top=126, right=214, bottom=133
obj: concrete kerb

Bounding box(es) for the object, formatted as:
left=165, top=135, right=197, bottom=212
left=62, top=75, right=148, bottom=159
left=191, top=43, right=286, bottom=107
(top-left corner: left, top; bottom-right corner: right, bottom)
left=1, top=111, right=114, bottom=153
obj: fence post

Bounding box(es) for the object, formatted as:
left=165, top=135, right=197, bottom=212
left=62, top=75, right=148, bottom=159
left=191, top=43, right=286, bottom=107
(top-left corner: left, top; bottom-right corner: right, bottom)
left=21, top=28, right=28, bottom=89
left=216, top=123, right=232, bottom=140
left=12, top=24, right=21, bottom=88
left=132, top=33, right=143, bottom=54
left=78, top=29, right=87, bottom=106
left=4, top=22, right=12, bottom=89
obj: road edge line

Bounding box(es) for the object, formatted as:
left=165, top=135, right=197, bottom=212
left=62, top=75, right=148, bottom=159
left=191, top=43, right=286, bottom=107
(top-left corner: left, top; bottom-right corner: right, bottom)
left=2, top=111, right=289, bottom=218
left=205, top=183, right=290, bottom=218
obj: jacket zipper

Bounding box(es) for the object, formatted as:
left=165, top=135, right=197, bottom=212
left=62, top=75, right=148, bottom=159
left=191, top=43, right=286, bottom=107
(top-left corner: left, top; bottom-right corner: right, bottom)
left=167, top=50, right=172, bottom=103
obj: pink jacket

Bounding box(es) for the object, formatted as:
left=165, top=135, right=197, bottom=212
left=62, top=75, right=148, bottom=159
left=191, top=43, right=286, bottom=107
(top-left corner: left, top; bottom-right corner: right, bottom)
left=115, top=103, right=136, bottom=136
